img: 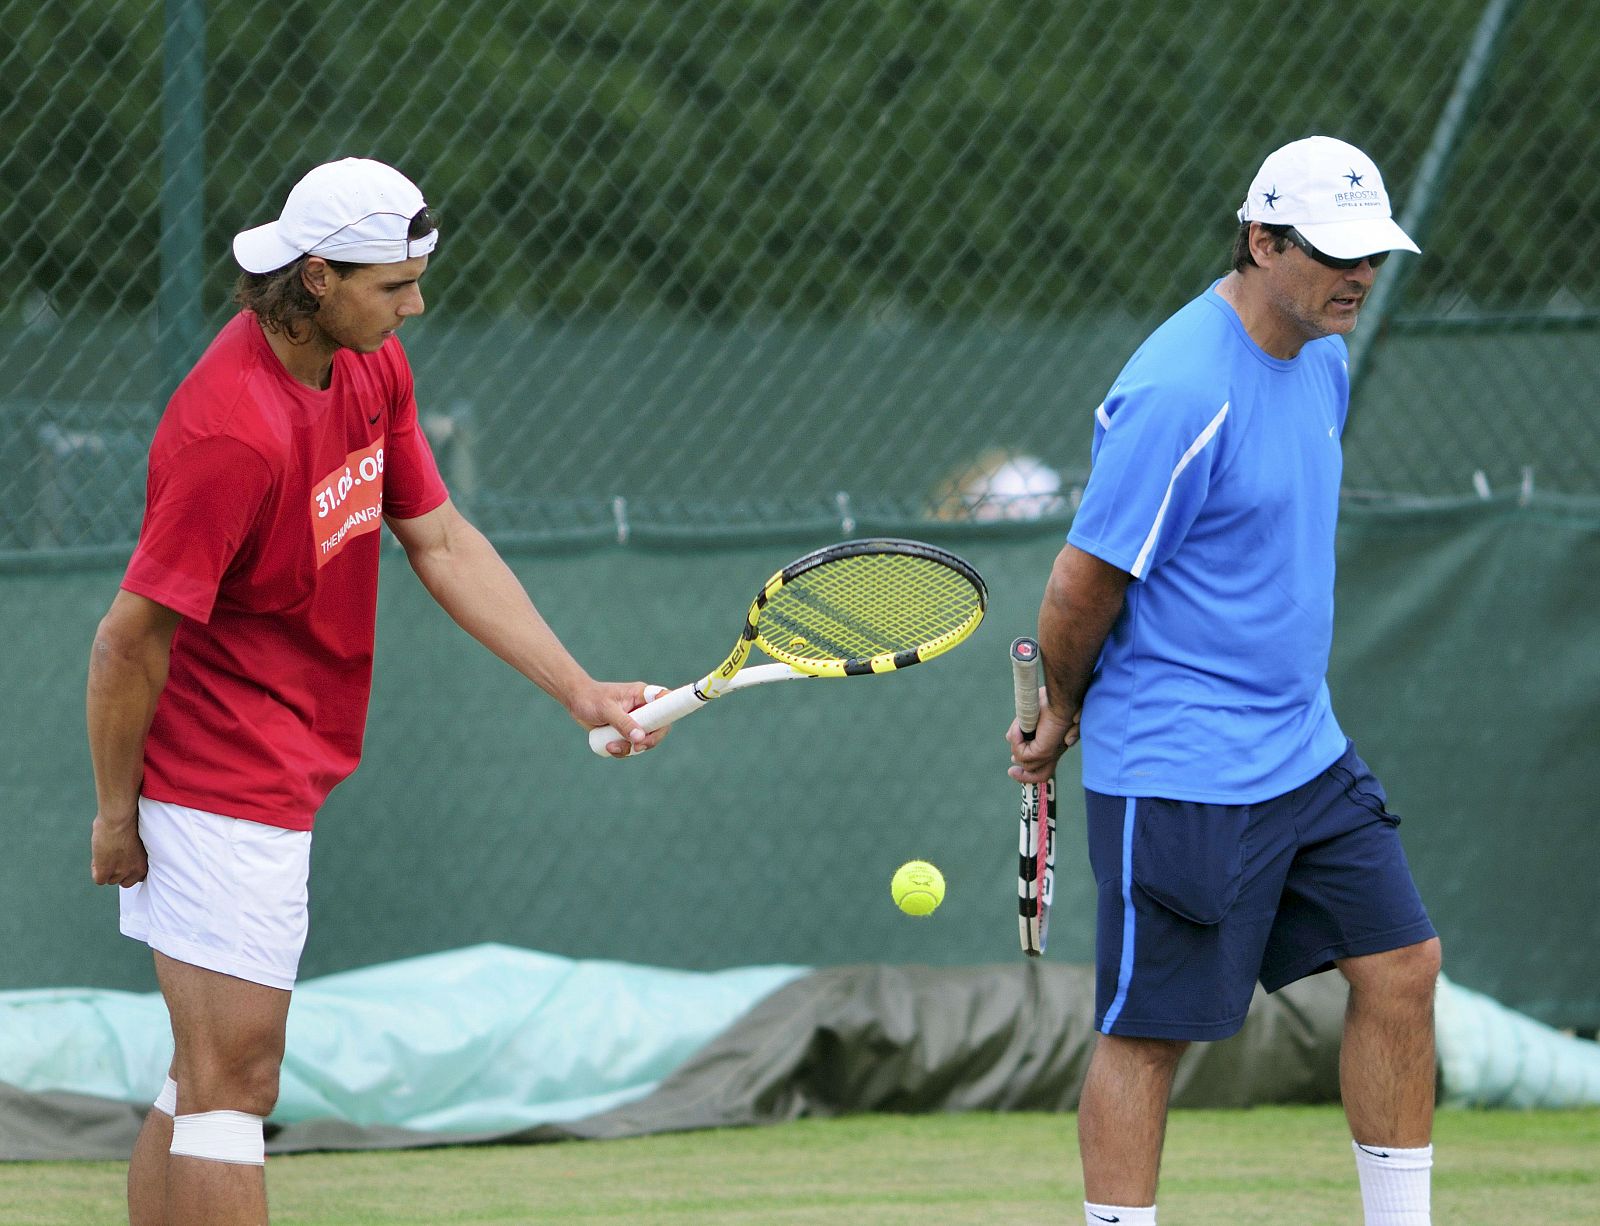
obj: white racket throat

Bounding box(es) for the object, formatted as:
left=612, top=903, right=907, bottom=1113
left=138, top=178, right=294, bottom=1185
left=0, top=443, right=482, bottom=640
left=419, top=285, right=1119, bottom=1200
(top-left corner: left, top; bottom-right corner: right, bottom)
left=586, top=666, right=812, bottom=757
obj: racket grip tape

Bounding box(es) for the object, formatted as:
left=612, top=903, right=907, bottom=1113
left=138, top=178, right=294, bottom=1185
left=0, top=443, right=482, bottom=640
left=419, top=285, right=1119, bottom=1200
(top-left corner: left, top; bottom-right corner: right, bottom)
left=1010, top=636, right=1042, bottom=737
left=586, top=683, right=682, bottom=758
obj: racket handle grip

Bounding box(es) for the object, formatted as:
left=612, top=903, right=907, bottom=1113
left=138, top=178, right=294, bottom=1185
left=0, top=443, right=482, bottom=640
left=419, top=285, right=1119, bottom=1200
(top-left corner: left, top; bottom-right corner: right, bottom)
left=587, top=683, right=692, bottom=758
left=1010, top=636, right=1042, bottom=738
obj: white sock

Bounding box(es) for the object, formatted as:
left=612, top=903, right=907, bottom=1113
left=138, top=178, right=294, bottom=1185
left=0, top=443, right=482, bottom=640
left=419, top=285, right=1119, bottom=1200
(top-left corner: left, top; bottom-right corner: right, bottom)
left=1352, top=1140, right=1432, bottom=1225
left=1085, top=1203, right=1156, bottom=1225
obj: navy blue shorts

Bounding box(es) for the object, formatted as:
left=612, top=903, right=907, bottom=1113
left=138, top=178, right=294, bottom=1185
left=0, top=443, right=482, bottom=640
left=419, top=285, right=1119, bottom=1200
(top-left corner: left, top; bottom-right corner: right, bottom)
left=1085, top=742, right=1436, bottom=1041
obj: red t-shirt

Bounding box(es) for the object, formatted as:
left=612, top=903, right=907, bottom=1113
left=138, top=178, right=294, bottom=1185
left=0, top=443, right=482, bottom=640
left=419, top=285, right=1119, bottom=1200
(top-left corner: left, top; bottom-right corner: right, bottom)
left=122, top=311, right=449, bottom=830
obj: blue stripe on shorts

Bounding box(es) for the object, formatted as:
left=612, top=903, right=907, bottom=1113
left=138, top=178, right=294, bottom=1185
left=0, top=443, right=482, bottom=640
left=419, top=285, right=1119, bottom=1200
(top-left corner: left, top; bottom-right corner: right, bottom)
left=1100, top=796, right=1138, bottom=1033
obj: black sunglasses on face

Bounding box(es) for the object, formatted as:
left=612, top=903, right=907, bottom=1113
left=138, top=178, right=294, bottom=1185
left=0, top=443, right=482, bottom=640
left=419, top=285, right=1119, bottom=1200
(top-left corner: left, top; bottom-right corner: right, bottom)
left=1286, top=228, right=1390, bottom=270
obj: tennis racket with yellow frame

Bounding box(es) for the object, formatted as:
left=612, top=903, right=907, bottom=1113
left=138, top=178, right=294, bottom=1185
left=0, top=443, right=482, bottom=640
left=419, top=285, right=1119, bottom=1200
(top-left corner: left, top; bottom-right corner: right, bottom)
left=588, top=538, right=987, bottom=757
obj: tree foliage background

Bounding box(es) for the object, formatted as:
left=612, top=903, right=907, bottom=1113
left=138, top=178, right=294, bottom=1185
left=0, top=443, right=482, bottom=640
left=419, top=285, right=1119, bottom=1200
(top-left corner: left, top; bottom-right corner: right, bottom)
left=6, top=0, right=1595, bottom=321
left=1, top=0, right=1596, bottom=545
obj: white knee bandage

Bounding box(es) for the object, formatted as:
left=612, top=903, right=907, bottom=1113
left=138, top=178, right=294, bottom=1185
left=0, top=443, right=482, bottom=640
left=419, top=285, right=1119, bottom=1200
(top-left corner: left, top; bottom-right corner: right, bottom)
left=169, top=1111, right=266, bottom=1165
left=152, top=1076, right=179, bottom=1116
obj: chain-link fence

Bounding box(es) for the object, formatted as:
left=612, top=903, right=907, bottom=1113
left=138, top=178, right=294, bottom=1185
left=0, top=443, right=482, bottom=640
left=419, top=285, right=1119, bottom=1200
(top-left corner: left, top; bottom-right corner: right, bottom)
left=7, top=2, right=1600, bottom=1018
left=3, top=0, right=1597, bottom=559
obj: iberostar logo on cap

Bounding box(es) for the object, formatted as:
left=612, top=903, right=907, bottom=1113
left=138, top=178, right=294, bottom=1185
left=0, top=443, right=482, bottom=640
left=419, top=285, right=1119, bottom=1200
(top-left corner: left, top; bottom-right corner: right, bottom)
left=1236, top=136, right=1420, bottom=260
left=233, top=158, right=439, bottom=274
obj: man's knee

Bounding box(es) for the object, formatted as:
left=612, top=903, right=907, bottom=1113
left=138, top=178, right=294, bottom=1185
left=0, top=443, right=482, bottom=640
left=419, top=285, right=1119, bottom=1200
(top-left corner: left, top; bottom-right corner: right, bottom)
left=1094, top=1032, right=1191, bottom=1072
left=176, top=1053, right=282, bottom=1118
left=1341, top=937, right=1442, bottom=1002
left=1409, top=936, right=1444, bottom=982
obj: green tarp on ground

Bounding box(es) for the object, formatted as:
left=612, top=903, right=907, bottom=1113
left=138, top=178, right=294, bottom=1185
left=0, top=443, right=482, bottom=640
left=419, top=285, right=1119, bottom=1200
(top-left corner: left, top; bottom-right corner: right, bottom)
left=0, top=945, right=803, bottom=1158
left=5, top=945, right=1596, bottom=1160
left=0, top=948, right=1343, bottom=1159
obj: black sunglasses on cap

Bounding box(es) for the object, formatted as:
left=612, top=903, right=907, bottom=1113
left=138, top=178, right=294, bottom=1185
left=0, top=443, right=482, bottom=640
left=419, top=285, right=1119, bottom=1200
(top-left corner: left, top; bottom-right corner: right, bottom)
left=1286, top=228, right=1390, bottom=270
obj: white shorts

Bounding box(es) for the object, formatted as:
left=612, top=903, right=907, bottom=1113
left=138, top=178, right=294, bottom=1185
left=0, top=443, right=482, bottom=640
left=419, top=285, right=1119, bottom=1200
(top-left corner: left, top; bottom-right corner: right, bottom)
left=119, top=797, right=312, bottom=990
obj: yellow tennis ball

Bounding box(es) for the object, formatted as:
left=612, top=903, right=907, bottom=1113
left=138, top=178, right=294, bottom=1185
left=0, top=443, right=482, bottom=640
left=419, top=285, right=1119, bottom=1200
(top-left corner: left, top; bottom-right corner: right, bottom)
left=891, top=860, right=945, bottom=916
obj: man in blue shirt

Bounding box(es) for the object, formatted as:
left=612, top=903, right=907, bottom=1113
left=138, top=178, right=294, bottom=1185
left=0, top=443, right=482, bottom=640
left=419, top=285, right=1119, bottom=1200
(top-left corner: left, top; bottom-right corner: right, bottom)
left=1010, top=136, right=1440, bottom=1226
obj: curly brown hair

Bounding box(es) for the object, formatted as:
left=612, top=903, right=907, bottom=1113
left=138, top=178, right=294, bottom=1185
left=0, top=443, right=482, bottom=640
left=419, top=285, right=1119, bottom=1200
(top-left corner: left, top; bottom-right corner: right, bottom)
left=232, top=256, right=358, bottom=337
left=233, top=205, right=437, bottom=336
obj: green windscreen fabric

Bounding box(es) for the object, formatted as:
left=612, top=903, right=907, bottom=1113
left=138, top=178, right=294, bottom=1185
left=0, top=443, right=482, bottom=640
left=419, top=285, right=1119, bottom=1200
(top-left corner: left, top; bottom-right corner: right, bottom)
left=4, top=498, right=1599, bottom=1025
left=1326, top=495, right=1600, bottom=1026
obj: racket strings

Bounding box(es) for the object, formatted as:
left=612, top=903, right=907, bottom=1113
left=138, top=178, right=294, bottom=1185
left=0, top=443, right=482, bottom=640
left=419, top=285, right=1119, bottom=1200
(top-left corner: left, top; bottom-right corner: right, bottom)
left=758, top=554, right=982, bottom=665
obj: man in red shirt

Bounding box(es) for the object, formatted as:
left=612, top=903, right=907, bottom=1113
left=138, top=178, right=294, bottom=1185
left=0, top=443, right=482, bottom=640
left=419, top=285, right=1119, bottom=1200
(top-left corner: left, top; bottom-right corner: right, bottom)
left=87, top=158, right=663, bottom=1226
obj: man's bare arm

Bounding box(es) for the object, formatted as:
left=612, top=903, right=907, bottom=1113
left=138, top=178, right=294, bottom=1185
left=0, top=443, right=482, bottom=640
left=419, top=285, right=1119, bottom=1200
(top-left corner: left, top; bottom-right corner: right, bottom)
left=87, top=591, right=181, bottom=885
left=1008, top=542, right=1130, bottom=784
left=386, top=499, right=665, bottom=755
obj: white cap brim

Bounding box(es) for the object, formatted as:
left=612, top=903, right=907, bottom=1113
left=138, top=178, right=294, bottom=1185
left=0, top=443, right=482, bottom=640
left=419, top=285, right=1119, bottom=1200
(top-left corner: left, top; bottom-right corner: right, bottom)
left=1294, top=214, right=1420, bottom=259
left=232, top=221, right=305, bottom=275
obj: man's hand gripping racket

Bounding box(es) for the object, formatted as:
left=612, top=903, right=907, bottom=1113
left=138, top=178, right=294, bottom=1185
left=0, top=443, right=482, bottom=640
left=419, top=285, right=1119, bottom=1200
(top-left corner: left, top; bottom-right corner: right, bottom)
left=588, top=538, right=987, bottom=757
left=1011, top=636, right=1056, bottom=956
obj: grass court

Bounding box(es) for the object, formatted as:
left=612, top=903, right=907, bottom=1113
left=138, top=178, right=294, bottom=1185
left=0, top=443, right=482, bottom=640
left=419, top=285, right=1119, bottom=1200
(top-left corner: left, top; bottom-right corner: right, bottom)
left=5, top=1105, right=1597, bottom=1224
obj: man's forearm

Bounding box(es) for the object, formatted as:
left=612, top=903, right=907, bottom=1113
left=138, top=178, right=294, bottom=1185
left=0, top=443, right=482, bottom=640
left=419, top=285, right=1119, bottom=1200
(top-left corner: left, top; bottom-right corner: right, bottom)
left=86, top=627, right=169, bottom=821
left=405, top=520, right=591, bottom=708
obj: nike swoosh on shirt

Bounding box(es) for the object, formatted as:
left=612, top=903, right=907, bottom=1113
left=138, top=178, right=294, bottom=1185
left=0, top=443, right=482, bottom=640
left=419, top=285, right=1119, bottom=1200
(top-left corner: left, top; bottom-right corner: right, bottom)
left=367, top=411, right=382, bottom=425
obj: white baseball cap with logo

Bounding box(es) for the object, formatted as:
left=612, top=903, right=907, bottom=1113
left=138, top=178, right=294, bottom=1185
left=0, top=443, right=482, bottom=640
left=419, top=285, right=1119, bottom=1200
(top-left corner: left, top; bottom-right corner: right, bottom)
left=232, top=157, right=439, bottom=274
left=1237, top=135, right=1420, bottom=259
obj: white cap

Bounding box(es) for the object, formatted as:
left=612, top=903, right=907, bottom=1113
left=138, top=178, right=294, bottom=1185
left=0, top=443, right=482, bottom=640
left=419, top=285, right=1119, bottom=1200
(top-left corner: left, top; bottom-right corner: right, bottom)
left=1237, top=136, right=1419, bottom=259
left=232, top=158, right=439, bottom=274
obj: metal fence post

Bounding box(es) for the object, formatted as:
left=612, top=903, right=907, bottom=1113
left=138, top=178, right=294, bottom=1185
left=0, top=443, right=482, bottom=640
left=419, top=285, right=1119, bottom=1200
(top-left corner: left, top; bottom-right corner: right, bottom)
left=158, top=0, right=206, bottom=401
left=1345, top=0, right=1525, bottom=416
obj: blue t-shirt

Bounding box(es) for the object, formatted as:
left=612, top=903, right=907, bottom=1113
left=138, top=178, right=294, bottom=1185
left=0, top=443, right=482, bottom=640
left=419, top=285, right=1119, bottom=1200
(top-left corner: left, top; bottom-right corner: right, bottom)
left=1066, top=280, right=1349, bottom=803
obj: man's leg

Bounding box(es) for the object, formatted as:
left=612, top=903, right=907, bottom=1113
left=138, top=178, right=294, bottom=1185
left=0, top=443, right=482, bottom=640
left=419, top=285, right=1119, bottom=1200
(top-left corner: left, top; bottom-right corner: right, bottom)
left=1338, top=938, right=1440, bottom=1144
left=156, top=951, right=292, bottom=1226
left=1078, top=1033, right=1189, bottom=1208
left=1338, top=938, right=1442, bottom=1225
left=1076, top=789, right=1271, bottom=1222
left=129, top=1066, right=176, bottom=1226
